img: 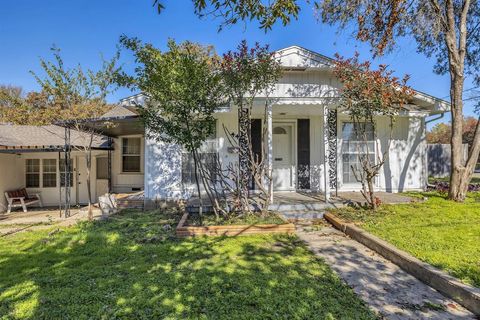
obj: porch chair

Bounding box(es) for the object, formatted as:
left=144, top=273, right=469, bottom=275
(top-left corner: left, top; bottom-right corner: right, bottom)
left=4, top=188, right=43, bottom=214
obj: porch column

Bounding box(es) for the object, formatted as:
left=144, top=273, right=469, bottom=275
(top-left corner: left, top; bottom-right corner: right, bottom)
left=63, top=126, right=71, bottom=218
left=107, top=137, right=112, bottom=193
left=267, top=102, right=273, bottom=203
left=323, top=106, right=331, bottom=202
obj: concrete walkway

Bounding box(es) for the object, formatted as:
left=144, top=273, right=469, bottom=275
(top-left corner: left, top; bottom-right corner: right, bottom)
left=0, top=206, right=106, bottom=237
left=297, top=223, right=475, bottom=319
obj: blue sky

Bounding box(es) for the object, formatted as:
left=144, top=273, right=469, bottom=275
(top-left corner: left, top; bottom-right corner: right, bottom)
left=1, top=0, right=477, bottom=126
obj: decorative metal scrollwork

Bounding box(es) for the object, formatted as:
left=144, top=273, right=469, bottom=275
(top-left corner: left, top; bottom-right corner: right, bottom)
left=237, top=107, right=251, bottom=190
left=327, top=109, right=338, bottom=191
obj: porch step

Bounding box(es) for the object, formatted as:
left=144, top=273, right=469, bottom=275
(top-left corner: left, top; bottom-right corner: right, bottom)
left=268, top=202, right=334, bottom=212
left=116, top=200, right=144, bottom=210
left=279, top=210, right=325, bottom=221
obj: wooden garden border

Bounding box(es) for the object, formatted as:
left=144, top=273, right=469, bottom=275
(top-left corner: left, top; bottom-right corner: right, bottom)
left=176, top=212, right=295, bottom=237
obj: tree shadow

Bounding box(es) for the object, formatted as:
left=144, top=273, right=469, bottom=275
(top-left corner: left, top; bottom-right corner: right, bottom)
left=0, top=209, right=377, bottom=319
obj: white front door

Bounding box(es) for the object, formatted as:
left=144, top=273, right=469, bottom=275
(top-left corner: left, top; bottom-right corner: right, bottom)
left=76, top=156, right=93, bottom=204
left=272, top=123, right=295, bottom=190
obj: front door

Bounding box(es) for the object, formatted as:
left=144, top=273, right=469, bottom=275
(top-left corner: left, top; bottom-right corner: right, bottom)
left=76, top=156, right=93, bottom=205
left=272, top=123, right=295, bottom=190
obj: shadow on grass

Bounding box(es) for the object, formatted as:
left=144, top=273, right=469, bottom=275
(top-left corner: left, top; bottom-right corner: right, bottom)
left=0, top=209, right=376, bottom=319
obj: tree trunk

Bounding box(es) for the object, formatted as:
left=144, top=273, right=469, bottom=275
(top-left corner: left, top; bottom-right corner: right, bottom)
left=448, top=66, right=468, bottom=201
left=86, top=150, right=93, bottom=221
left=367, top=178, right=377, bottom=210
left=448, top=75, right=480, bottom=201
left=191, top=150, right=203, bottom=219
left=444, top=1, right=480, bottom=201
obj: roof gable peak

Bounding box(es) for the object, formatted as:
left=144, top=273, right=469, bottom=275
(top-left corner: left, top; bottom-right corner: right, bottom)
left=275, top=45, right=334, bottom=69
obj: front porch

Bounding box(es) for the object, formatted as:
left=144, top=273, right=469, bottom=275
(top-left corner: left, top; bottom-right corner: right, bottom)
left=186, top=191, right=415, bottom=219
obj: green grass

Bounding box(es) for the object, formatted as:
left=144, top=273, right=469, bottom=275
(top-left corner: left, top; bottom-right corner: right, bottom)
left=186, top=211, right=286, bottom=226
left=333, top=192, right=480, bottom=288
left=428, top=176, right=480, bottom=184
left=0, top=209, right=376, bottom=319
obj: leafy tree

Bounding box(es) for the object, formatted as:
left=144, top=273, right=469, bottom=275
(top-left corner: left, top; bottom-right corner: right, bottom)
left=118, top=37, right=225, bottom=218
left=219, top=41, right=282, bottom=213
left=0, top=85, right=23, bottom=108
left=153, top=1, right=480, bottom=202
left=427, top=117, right=479, bottom=148
left=0, top=47, right=120, bottom=219
left=333, top=53, right=413, bottom=210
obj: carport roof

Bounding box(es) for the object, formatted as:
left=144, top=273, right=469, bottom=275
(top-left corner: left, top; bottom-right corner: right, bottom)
left=0, top=124, right=110, bottom=152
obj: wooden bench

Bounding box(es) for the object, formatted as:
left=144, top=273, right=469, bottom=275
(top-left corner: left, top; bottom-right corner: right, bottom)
left=4, top=188, right=43, bottom=214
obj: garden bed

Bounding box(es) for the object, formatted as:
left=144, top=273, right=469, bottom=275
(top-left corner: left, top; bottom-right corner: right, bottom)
left=176, top=211, right=295, bottom=237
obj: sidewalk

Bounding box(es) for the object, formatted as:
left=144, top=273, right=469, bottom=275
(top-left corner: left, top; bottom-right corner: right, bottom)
left=297, top=224, right=475, bottom=319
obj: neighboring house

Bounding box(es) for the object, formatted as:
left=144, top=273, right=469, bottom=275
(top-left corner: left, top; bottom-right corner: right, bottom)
left=0, top=105, right=145, bottom=211
left=0, top=46, right=449, bottom=212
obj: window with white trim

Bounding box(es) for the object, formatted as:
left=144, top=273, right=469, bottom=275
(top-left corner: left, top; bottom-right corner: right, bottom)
left=182, top=153, right=218, bottom=186
left=26, top=159, right=40, bottom=188
left=341, top=122, right=375, bottom=184
left=122, top=138, right=141, bottom=173
left=42, top=159, right=57, bottom=187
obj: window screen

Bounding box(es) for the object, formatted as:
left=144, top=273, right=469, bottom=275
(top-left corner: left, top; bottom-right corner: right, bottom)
left=122, top=138, right=141, bottom=172
left=42, top=159, right=57, bottom=187
left=26, top=159, right=40, bottom=188
left=182, top=153, right=218, bottom=186
left=341, top=122, right=375, bottom=184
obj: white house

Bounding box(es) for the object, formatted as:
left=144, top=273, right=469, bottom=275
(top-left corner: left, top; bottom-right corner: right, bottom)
left=0, top=46, right=448, bottom=212
left=138, top=46, right=448, bottom=206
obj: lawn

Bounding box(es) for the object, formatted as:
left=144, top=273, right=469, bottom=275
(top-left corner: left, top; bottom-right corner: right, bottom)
left=428, top=176, right=480, bottom=184
left=333, top=192, right=480, bottom=288
left=0, top=209, right=376, bottom=319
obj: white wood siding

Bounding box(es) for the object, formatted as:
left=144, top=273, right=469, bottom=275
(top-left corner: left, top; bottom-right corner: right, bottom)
left=110, top=135, right=144, bottom=193
left=0, top=154, right=23, bottom=212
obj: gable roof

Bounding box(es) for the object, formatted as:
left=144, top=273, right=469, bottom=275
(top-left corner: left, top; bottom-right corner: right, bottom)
left=118, top=45, right=450, bottom=114
left=275, top=45, right=450, bottom=113
left=275, top=45, right=334, bottom=70
left=0, top=124, right=110, bottom=152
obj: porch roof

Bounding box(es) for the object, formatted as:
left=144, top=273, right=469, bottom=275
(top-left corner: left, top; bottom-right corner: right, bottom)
left=0, top=124, right=111, bottom=153
left=79, top=105, right=144, bottom=137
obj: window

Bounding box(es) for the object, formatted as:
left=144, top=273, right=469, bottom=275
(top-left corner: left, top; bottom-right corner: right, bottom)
left=60, top=159, right=74, bottom=187
left=42, top=159, right=57, bottom=187
left=341, top=123, right=375, bottom=184
left=182, top=152, right=218, bottom=186
left=96, top=157, right=108, bottom=179
left=26, top=159, right=40, bottom=188
left=273, top=126, right=287, bottom=134
left=122, top=138, right=141, bottom=172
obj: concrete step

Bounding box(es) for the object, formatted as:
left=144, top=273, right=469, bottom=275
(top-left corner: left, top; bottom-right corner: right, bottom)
left=279, top=210, right=325, bottom=221
left=117, top=200, right=144, bottom=210
left=268, top=202, right=334, bottom=212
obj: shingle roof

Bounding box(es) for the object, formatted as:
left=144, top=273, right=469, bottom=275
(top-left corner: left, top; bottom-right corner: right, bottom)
left=0, top=124, right=110, bottom=150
